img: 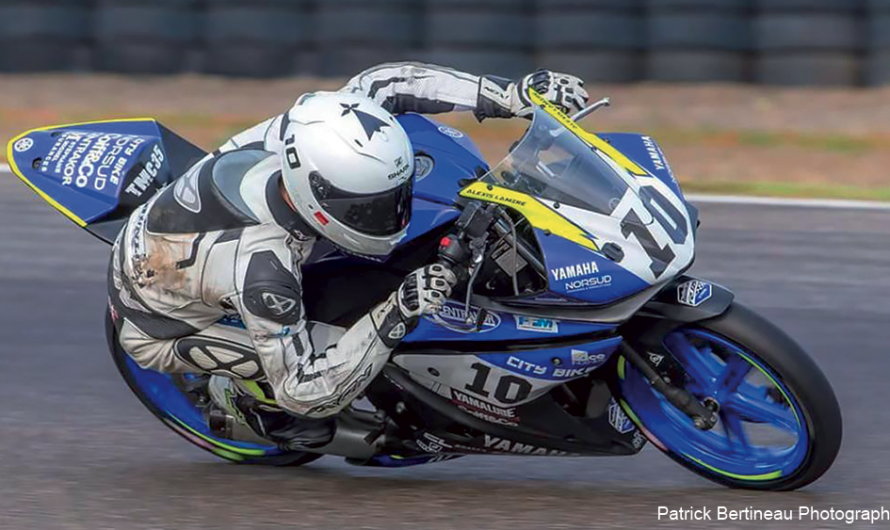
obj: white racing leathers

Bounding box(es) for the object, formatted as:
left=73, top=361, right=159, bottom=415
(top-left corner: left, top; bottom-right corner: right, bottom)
left=109, top=62, right=525, bottom=418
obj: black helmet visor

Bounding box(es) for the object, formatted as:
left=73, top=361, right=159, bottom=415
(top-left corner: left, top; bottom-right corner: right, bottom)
left=309, top=171, right=413, bottom=236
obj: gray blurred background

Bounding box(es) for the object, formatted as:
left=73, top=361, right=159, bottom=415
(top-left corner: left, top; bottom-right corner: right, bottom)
left=4, top=2, right=890, bottom=528
left=2, top=0, right=889, bottom=86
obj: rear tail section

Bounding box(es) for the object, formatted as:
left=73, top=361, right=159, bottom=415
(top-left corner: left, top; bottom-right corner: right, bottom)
left=7, top=118, right=206, bottom=244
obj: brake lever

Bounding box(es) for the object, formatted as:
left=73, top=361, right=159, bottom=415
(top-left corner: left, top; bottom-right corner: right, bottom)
left=571, top=96, right=611, bottom=122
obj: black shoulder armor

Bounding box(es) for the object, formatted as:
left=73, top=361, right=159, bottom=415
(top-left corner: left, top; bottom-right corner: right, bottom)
left=243, top=250, right=303, bottom=325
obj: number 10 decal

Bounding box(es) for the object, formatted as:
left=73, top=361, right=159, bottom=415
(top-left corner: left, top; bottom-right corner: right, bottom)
left=619, top=185, right=688, bottom=278
left=465, top=362, right=532, bottom=404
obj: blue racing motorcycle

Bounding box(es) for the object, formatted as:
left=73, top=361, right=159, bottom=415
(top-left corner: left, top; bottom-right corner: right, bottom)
left=7, top=91, right=842, bottom=490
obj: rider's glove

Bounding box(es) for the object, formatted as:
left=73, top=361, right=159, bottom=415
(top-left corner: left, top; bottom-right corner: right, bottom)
left=397, top=264, right=457, bottom=320
left=476, top=70, right=589, bottom=121
left=371, top=264, right=457, bottom=348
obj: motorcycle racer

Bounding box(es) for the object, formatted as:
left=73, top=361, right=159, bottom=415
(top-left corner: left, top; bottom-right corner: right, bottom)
left=107, top=62, right=589, bottom=449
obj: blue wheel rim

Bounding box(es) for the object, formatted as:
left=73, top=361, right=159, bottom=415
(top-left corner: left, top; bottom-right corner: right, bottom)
left=619, top=329, right=809, bottom=481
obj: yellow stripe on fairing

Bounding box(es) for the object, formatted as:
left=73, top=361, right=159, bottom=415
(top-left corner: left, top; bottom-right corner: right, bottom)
left=5, top=118, right=157, bottom=227
left=459, top=182, right=599, bottom=252
left=527, top=89, right=647, bottom=177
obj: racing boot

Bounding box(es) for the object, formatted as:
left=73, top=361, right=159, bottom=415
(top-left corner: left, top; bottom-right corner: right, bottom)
left=207, top=376, right=335, bottom=449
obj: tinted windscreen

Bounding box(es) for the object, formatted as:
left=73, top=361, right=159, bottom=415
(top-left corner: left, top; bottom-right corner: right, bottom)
left=482, top=107, right=630, bottom=216
left=310, top=172, right=413, bottom=236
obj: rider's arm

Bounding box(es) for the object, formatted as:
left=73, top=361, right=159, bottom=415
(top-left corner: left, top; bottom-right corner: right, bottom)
left=211, top=63, right=588, bottom=157
left=339, top=62, right=479, bottom=116
left=212, top=62, right=481, bottom=158
left=231, top=235, right=451, bottom=418
left=339, top=62, right=589, bottom=121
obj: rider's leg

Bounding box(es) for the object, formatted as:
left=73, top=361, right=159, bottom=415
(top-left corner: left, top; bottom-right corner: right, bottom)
left=207, top=376, right=335, bottom=449
left=115, top=314, right=335, bottom=448
left=117, top=318, right=263, bottom=378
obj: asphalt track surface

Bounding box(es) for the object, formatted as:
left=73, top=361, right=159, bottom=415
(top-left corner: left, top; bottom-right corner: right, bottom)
left=2, top=170, right=889, bottom=530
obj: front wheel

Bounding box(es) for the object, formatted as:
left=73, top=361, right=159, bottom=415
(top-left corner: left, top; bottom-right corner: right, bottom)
left=618, top=302, right=842, bottom=490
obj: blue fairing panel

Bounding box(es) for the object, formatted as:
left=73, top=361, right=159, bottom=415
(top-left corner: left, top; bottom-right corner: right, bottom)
left=477, top=336, right=623, bottom=381
left=7, top=119, right=174, bottom=226
left=535, top=228, right=649, bottom=305
left=599, top=133, right=683, bottom=199
left=401, top=197, right=460, bottom=246
left=397, top=114, right=489, bottom=206
left=403, top=298, right=617, bottom=343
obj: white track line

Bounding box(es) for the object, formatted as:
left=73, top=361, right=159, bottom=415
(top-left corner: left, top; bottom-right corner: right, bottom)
left=0, top=163, right=887, bottom=211
left=686, top=193, right=890, bottom=211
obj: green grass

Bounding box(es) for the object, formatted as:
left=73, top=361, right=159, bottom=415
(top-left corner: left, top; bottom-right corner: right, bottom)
left=682, top=180, right=890, bottom=202
left=4, top=104, right=889, bottom=203
left=653, top=128, right=879, bottom=154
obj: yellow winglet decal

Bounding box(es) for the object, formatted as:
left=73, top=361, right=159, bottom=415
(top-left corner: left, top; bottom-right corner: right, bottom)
left=527, top=89, right=646, bottom=177
left=5, top=117, right=157, bottom=228
left=459, top=182, right=598, bottom=252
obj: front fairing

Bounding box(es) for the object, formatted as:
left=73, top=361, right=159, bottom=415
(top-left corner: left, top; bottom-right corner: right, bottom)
left=463, top=95, right=696, bottom=305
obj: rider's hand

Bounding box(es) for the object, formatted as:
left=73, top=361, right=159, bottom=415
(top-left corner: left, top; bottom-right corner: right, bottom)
left=477, top=70, right=589, bottom=120
left=397, top=264, right=457, bottom=320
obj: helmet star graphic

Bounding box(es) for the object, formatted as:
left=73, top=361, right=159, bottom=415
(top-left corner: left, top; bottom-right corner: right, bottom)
left=340, top=102, right=391, bottom=140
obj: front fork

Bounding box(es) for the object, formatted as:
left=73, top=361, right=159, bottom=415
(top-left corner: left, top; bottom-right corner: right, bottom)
left=620, top=342, right=718, bottom=430
left=619, top=275, right=735, bottom=431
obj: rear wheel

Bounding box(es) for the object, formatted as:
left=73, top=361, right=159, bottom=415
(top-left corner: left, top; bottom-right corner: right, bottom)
left=106, top=312, right=323, bottom=466
left=618, top=303, right=842, bottom=490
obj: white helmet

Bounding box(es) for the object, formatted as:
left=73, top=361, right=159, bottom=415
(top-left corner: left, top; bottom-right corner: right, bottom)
left=281, top=92, right=415, bottom=256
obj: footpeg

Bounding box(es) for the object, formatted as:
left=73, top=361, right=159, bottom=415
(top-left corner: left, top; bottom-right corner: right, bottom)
left=208, top=409, right=234, bottom=439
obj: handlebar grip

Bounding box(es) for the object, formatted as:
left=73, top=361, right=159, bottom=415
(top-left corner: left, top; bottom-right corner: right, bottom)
left=437, top=235, right=471, bottom=283
left=437, top=234, right=468, bottom=267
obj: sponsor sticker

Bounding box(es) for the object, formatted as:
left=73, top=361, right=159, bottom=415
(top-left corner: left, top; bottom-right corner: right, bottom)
left=123, top=143, right=165, bottom=199
left=415, top=432, right=453, bottom=453
left=632, top=430, right=647, bottom=450
left=428, top=301, right=501, bottom=333
left=462, top=186, right=527, bottom=207
left=677, top=279, right=712, bottom=307
left=550, top=260, right=612, bottom=293
left=564, top=275, right=612, bottom=293
left=608, top=399, right=635, bottom=434
left=13, top=137, right=33, bottom=153
left=571, top=349, right=606, bottom=366
left=40, top=131, right=147, bottom=192
left=506, top=355, right=548, bottom=376
left=437, top=125, right=464, bottom=139
left=414, top=154, right=434, bottom=182
left=515, top=315, right=559, bottom=334
left=550, top=261, right=599, bottom=281
left=552, top=366, right=598, bottom=378
left=483, top=434, right=576, bottom=456
left=452, top=389, right=519, bottom=426
left=641, top=136, right=666, bottom=171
